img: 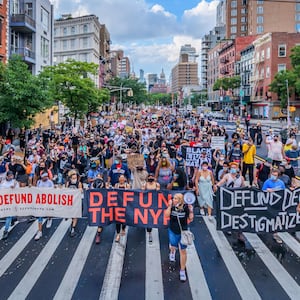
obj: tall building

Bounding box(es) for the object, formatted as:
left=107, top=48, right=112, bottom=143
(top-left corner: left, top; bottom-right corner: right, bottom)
left=171, top=47, right=199, bottom=95
left=99, top=24, right=111, bottom=87
left=9, top=0, right=53, bottom=74
left=0, top=0, right=8, bottom=62
left=201, top=25, right=226, bottom=90
left=110, top=49, right=123, bottom=77
left=179, top=44, right=198, bottom=63
left=118, top=56, right=130, bottom=78
left=248, top=0, right=299, bottom=35
left=148, top=73, right=158, bottom=91
left=138, top=69, right=146, bottom=84
left=54, top=14, right=101, bottom=83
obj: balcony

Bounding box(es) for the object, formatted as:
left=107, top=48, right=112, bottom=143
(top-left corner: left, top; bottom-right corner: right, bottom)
left=220, top=57, right=229, bottom=64
left=10, top=47, right=36, bottom=64
left=10, top=14, right=36, bottom=33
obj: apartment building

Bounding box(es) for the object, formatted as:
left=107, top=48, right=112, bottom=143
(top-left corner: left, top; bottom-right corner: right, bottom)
left=99, top=24, right=111, bottom=87
left=0, top=0, right=8, bottom=62
left=251, top=32, right=300, bottom=119
left=9, top=0, right=53, bottom=74
left=54, top=14, right=101, bottom=79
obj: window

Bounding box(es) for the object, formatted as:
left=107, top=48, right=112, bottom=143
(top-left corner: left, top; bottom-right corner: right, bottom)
left=297, top=4, right=300, bottom=11
left=266, top=47, right=270, bottom=59
left=11, top=0, right=19, bottom=14
left=80, top=53, right=88, bottom=62
left=231, top=9, right=237, bottom=16
left=54, top=28, right=57, bottom=36
left=231, top=18, right=237, bottom=25
left=278, top=44, right=286, bottom=57
left=257, top=6, right=263, bottom=14
left=241, top=8, right=246, bottom=14
left=231, top=0, right=237, bottom=8
left=63, top=27, right=67, bottom=35
left=257, top=25, right=264, bottom=33
left=0, top=0, right=3, bottom=4
left=70, top=39, right=75, bottom=48
left=83, top=24, right=88, bottom=33
left=41, top=37, right=49, bottom=59
left=231, top=26, right=237, bottom=34
left=41, top=7, right=49, bottom=31
left=25, top=2, right=33, bottom=17
left=81, top=37, right=88, bottom=47
left=296, top=13, right=300, bottom=21
left=63, top=40, right=67, bottom=50
left=71, top=26, right=76, bottom=34
left=296, top=23, right=300, bottom=32
left=10, top=30, right=19, bottom=52
left=241, top=25, right=246, bottom=31
left=54, top=40, right=57, bottom=50
left=257, top=16, right=264, bottom=24
left=266, top=66, right=270, bottom=78
left=278, top=64, right=286, bottom=72
left=257, top=0, right=264, bottom=4
left=241, top=16, right=246, bottom=23
left=261, top=50, right=265, bottom=60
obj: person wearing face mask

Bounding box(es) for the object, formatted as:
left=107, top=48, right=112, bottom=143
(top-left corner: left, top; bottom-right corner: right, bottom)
left=65, top=170, right=83, bottom=237
left=213, top=149, right=226, bottom=179
left=262, top=168, right=285, bottom=243
left=195, top=161, right=215, bottom=218
left=106, top=155, right=131, bottom=188
left=242, top=137, right=256, bottom=186
left=218, top=161, right=230, bottom=181
left=132, top=164, right=148, bottom=189
left=1, top=171, right=19, bottom=240
left=167, top=167, right=187, bottom=190
left=146, top=152, right=158, bottom=174
left=155, top=156, right=174, bottom=189
left=265, top=134, right=284, bottom=167
left=214, top=162, right=245, bottom=190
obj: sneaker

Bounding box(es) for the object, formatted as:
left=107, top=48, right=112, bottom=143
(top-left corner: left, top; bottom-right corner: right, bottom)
left=2, top=230, right=8, bottom=240
left=169, top=251, right=176, bottom=262
left=46, top=218, right=52, bottom=229
left=95, top=233, right=101, bottom=244
left=70, top=227, right=76, bottom=238
left=179, top=270, right=187, bottom=282
left=34, top=231, right=42, bottom=241
left=148, top=233, right=153, bottom=243
left=200, top=209, right=205, bottom=216
left=273, top=234, right=283, bottom=244
left=208, top=215, right=214, bottom=222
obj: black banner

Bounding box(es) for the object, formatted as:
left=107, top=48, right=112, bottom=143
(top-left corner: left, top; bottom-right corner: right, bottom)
left=181, top=146, right=212, bottom=167
left=84, top=189, right=193, bottom=228
left=216, top=187, right=300, bottom=233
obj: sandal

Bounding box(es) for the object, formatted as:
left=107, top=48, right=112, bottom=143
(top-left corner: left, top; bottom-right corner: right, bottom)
left=115, top=234, right=120, bottom=243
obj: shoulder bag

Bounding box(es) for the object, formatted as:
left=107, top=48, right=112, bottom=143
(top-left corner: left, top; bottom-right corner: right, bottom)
left=176, top=211, right=194, bottom=246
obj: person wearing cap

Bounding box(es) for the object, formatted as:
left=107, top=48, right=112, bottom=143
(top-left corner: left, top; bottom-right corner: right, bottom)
left=285, top=144, right=300, bottom=173
left=253, top=157, right=272, bottom=189
left=34, top=171, right=54, bottom=241
left=265, top=134, right=284, bottom=167
left=106, top=155, right=131, bottom=188
left=1, top=171, right=19, bottom=240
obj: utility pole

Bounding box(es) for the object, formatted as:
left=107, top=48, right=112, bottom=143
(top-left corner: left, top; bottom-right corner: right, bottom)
left=286, top=79, right=290, bottom=128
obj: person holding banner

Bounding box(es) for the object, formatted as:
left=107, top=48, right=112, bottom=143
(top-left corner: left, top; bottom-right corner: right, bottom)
left=195, top=161, right=215, bottom=219
left=164, top=193, right=194, bottom=282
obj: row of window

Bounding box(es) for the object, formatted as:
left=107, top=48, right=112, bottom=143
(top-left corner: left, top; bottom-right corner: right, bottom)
left=54, top=24, right=89, bottom=36
left=54, top=37, right=96, bottom=50
left=230, top=17, right=247, bottom=25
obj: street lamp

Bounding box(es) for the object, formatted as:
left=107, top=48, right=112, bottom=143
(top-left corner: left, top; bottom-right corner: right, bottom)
left=106, top=84, right=133, bottom=112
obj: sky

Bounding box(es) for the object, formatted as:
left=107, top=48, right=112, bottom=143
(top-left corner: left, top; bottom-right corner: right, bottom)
left=51, top=0, right=219, bottom=82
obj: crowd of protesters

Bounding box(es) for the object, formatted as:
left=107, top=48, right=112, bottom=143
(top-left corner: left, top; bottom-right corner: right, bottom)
left=1, top=108, right=300, bottom=281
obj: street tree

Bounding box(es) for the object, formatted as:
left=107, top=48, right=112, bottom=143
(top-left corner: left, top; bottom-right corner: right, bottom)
left=147, top=93, right=172, bottom=106
left=109, top=77, right=147, bottom=106
left=213, top=76, right=241, bottom=92
left=0, top=55, right=53, bottom=128
left=40, top=59, right=109, bottom=126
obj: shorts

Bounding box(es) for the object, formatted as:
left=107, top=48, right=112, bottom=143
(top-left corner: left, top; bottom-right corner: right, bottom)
left=168, top=228, right=187, bottom=250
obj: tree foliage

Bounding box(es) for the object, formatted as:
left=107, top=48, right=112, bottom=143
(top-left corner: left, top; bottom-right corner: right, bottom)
left=147, top=93, right=172, bottom=105
left=213, top=76, right=241, bottom=91
left=40, top=59, right=109, bottom=124
left=0, top=55, right=53, bottom=128
left=108, top=77, right=147, bottom=105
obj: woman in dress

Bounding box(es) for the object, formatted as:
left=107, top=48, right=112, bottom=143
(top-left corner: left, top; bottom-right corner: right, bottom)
left=155, top=156, right=174, bottom=189
left=195, top=161, right=215, bottom=219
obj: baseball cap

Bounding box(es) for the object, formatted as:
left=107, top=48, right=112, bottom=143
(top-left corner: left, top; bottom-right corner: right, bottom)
left=266, top=157, right=273, bottom=163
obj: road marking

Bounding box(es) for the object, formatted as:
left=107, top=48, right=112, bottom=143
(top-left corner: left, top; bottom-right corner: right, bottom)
left=8, top=219, right=71, bottom=300
left=0, top=220, right=19, bottom=238
left=0, top=220, right=43, bottom=277
left=53, top=226, right=97, bottom=300
left=145, top=229, right=163, bottom=300
left=99, top=227, right=128, bottom=300
left=277, top=232, right=300, bottom=257
left=186, top=238, right=212, bottom=300
left=244, top=233, right=300, bottom=300
left=204, top=217, right=261, bottom=300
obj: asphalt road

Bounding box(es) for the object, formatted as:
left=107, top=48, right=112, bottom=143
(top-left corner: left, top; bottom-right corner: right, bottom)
left=1, top=121, right=300, bottom=300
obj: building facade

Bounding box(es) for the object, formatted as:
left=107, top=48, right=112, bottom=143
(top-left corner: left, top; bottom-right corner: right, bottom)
left=9, top=0, right=53, bottom=74
left=54, top=14, right=101, bottom=81
left=251, top=32, right=300, bottom=119
left=118, top=55, right=130, bottom=78
left=99, top=24, right=111, bottom=87
left=0, top=0, right=8, bottom=62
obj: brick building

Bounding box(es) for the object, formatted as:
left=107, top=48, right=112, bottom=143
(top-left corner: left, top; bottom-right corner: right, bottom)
left=0, top=0, right=8, bottom=62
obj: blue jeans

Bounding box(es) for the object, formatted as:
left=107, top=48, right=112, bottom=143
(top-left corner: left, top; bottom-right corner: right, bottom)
left=4, top=217, right=12, bottom=231
left=168, top=228, right=187, bottom=250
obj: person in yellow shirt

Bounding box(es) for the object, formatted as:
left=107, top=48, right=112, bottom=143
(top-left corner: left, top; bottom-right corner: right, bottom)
left=242, top=137, right=256, bottom=186
left=283, top=138, right=293, bottom=153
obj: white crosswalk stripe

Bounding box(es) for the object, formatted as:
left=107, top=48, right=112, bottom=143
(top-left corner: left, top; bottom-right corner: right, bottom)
left=0, top=219, right=300, bottom=299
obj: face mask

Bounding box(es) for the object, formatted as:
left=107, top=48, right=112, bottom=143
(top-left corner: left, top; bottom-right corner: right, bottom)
left=219, top=156, right=224, bottom=161
left=150, top=155, right=154, bottom=159
left=144, top=154, right=148, bottom=159
left=202, top=166, right=208, bottom=171
left=71, top=179, right=77, bottom=184
left=162, top=162, right=167, bottom=166
left=271, top=175, right=277, bottom=181
left=114, top=160, right=120, bottom=165
left=148, top=178, right=155, bottom=182
left=174, top=174, right=179, bottom=178
left=230, top=168, right=237, bottom=174
left=223, top=167, right=228, bottom=171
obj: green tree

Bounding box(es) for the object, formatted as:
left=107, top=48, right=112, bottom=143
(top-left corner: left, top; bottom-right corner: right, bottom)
left=269, top=70, right=297, bottom=108
left=0, top=55, right=53, bottom=128
left=40, top=59, right=109, bottom=126
left=213, top=76, right=241, bottom=92
left=147, top=93, right=172, bottom=106
left=109, top=77, right=147, bottom=106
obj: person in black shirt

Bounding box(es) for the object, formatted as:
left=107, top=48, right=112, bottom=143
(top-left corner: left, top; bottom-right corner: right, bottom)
left=164, top=193, right=193, bottom=282
left=253, top=157, right=272, bottom=189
